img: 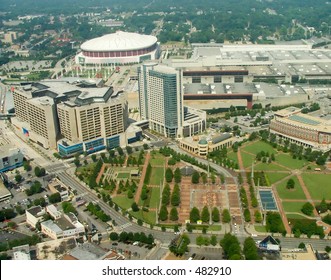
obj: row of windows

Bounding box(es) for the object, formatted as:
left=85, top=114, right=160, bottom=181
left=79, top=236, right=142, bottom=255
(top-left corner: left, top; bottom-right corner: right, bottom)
left=82, top=44, right=157, bottom=58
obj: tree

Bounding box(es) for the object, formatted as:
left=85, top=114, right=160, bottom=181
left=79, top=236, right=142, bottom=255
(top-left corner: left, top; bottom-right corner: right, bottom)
left=212, top=207, right=220, bottom=222
left=48, top=193, right=61, bottom=203
left=170, top=207, right=178, bottom=221
left=301, top=202, right=314, bottom=216
left=109, top=232, right=119, bottom=241
left=159, top=205, right=168, bottom=221
left=222, top=209, right=231, bottom=223
left=117, top=147, right=124, bottom=156
left=201, top=206, right=210, bottom=223
left=190, top=207, right=200, bottom=223
left=34, top=166, right=41, bottom=177
left=298, top=242, right=306, bottom=249
left=286, top=178, right=295, bottom=189
left=161, top=184, right=171, bottom=205
left=174, top=167, right=181, bottom=183
left=244, top=209, right=251, bottom=222
left=210, top=235, right=217, bottom=246
left=23, top=161, right=31, bottom=171
left=316, top=198, right=328, bottom=214
left=196, top=235, right=205, bottom=246
left=15, top=174, right=22, bottom=183
left=220, top=233, right=241, bottom=259
left=171, top=184, right=181, bottom=206
left=73, top=158, right=80, bottom=167
left=143, top=143, right=149, bottom=150
left=126, top=146, right=133, bottom=154
left=131, top=202, right=139, bottom=212
left=191, top=171, right=200, bottom=184
left=243, top=237, right=260, bottom=260
left=165, top=168, right=173, bottom=183
left=254, top=210, right=262, bottom=223
left=127, top=189, right=134, bottom=199
left=62, top=202, right=77, bottom=215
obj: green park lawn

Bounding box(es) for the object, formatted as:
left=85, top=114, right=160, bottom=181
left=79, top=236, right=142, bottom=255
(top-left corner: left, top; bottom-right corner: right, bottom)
left=255, top=162, right=288, bottom=172
left=149, top=187, right=160, bottom=208
left=254, top=225, right=267, bottom=232
left=116, top=172, right=130, bottom=179
left=129, top=210, right=157, bottom=225
left=112, top=196, right=135, bottom=210
left=227, top=152, right=238, bottom=163
left=275, top=153, right=307, bottom=170
left=265, top=172, right=291, bottom=186
left=282, top=201, right=306, bottom=213
left=149, top=167, right=164, bottom=185
left=301, top=173, right=331, bottom=200
left=241, top=151, right=255, bottom=168
left=286, top=213, right=313, bottom=220
left=275, top=176, right=306, bottom=200
left=149, top=152, right=166, bottom=166
left=242, top=141, right=276, bottom=155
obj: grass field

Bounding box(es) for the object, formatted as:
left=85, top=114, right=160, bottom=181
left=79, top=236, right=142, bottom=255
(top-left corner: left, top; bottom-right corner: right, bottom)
left=255, top=162, right=288, bottom=172
left=241, top=151, right=255, bottom=168
left=282, top=201, right=306, bottom=213
left=149, top=187, right=160, bottom=208
left=112, top=196, right=134, bottom=210
left=275, top=176, right=306, bottom=200
left=276, top=153, right=307, bottom=169
left=242, top=141, right=276, bottom=155
left=116, top=172, right=130, bottom=179
left=301, top=173, right=331, bottom=200
left=129, top=210, right=157, bottom=225
left=266, top=172, right=291, bottom=185
left=149, top=152, right=166, bottom=166
left=286, top=213, right=314, bottom=220
left=227, top=152, right=238, bottom=163
left=149, top=167, right=164, bottom=185
left=254, top=225, right=267, bottom=232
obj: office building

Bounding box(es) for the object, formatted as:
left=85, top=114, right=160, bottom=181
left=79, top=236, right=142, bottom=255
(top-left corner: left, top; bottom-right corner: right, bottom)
left=138, top=62, right=184, bottom=138
left=12, top=79, right=130, bottom=156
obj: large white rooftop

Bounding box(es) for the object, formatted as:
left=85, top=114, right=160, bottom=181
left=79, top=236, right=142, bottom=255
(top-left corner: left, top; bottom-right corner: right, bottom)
left=81, top=31, right=157, bottom=52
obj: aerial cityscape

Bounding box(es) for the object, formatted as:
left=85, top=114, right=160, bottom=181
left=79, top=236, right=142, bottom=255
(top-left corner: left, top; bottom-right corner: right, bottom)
left=0, top=0, right=331, bottom=261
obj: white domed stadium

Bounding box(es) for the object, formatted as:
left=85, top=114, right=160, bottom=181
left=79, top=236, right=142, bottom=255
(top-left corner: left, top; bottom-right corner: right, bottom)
left=75, top=31, right=160, bottom=65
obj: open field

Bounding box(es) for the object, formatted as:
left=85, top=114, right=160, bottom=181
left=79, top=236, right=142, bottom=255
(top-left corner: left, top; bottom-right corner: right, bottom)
left=112, top=196, right=134, bottom=210
left=227, top=152, right=238, bottom=163
left=282, top=201, right=306, bottom=213
left=255, top=162, right=288, bottom=172
left=276, top=153, right=307, bottom=169
left=149, top=152, right=166, bottom=166
left=275, top=176, right=306, bottom=200
left=266, top=172, right=290, bottom=185
left=254, top=225, right=267, bottom=232
left=242, top=141, right=276, bottom=155
left=149, top=167, right=164, bottom=185
left=129, top=210, right=157, bottom=225
left=301, top=173, right=331, bottom=200
left=116, top=172, right=130, bottom=179
left=241, top=151, right=255, bottom=168
left=149, top=187, right=160, bottom=208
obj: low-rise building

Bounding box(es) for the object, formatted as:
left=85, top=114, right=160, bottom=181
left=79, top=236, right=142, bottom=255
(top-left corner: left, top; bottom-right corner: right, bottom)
left=12, top=245, right=31, bottom=260
left=25, top=206, right=45, bottom=228
left=179, top=133, right=235, bottom=157
left=0, top=145, right=24, bottom=172
left=41, top=211, right=84, bottom=240
left=0, top=178, right=11, bottom=203
left=48, top=178, right=69, bottom=201
left=270, top=107, right=331, bottom=152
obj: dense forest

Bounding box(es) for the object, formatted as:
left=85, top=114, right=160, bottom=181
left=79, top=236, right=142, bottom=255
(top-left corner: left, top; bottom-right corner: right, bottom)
left=1, top=0, right=330, bottom=44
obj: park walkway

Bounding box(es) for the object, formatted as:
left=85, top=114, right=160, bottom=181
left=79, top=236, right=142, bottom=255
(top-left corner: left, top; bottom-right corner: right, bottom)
left=134, top=151, right=151, bottom=203
left=297, top=174, right=319, bottom=217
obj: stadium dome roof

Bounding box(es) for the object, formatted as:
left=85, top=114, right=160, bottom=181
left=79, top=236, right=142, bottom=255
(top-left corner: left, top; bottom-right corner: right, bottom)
left=81, top=31, right=157, bottom=52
